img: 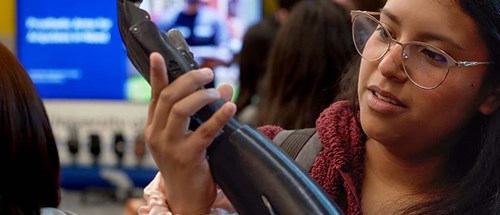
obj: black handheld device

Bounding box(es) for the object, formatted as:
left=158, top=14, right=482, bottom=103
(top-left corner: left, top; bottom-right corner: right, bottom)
left=117, top=1, right=343, bottom=214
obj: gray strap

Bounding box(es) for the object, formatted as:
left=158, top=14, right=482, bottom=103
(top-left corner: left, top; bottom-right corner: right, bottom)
left=280, top=128, right=316, bottom=159
left=294, top=132, right=322, bottom=172
left=273, top=128, right=322, bottom=172
left=273, top=130, right=295, bottom=147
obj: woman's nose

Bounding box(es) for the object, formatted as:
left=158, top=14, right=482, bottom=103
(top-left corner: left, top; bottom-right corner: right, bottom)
left=377, top=44, right=408, bottom=83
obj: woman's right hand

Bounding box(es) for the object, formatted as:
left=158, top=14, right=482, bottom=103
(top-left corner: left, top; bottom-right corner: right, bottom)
left=144, top=52, right=236, bottom=215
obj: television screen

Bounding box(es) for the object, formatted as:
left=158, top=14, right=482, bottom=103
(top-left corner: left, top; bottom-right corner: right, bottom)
left=17, top=0, right=260, bottom=101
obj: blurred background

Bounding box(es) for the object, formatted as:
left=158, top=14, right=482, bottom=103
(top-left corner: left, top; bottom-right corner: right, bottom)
left=0, top=0, right=278, bottom=213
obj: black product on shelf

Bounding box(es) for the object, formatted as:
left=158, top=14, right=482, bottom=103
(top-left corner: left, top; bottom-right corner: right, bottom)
left=67, top=127, right=79, bottom=164
left=114, top=132, right=126, bottom=165
left=89, top=133, right=101, bottom=165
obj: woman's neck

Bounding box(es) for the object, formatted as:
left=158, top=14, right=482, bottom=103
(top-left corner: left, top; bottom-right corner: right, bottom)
left=364, top=138, right=450, bottom=191
left=361, top=138, right=450, bottom=214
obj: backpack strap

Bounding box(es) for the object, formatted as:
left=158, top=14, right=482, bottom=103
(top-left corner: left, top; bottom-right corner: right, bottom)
left=273, top=128, right=322, bottom=172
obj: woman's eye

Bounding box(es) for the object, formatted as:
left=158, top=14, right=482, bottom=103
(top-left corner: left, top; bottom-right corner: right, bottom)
left=375, top=26, right=392, bottom=42
left=421, top=48, right=448, bottom=65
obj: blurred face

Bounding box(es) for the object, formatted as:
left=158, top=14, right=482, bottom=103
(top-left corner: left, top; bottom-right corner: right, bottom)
left=357, top=0, right=492, bottom=157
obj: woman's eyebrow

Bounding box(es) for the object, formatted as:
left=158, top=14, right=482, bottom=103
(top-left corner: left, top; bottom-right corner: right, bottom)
left=381, top=8, right=464, bottom=51
left=381, top=9, right=400, bottom=25
left=417, top=32, right=465, bottom=51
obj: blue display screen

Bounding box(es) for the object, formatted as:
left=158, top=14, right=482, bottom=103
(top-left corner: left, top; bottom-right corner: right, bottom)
left=17, top=0, right=261, bottom=101
left=17, top=0, right=129, bottom=100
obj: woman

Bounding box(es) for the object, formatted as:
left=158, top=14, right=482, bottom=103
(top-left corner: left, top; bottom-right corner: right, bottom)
left=139, top=0, right=500, bottom=214
left=234, top=0, right=303, bottom=126
left=0, top=43, right=67, bottom=214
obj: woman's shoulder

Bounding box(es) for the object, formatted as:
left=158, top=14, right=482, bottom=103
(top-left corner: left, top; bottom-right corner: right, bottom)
left=41, top=207, right=77, bottom=215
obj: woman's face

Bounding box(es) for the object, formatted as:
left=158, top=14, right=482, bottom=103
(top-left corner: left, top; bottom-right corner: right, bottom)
left=357, top=0, right=492, bottom=157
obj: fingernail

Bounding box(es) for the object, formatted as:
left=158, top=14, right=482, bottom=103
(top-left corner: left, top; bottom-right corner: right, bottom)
left=224, top=103, right=236, bottom=115
left=200, top=69, right=213, bottom=78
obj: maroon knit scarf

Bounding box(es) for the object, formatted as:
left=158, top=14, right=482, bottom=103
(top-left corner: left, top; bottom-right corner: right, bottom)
left=310, top=100, right=365, bottom=215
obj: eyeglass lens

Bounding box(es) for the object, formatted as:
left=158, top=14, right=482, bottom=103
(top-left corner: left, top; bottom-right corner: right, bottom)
left=352, top=13, right=451, bottom=89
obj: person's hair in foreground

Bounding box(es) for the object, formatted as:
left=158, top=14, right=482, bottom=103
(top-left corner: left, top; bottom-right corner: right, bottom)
left=336, top=0, right=500, bottom=213
left=257, top=0, right=355, bottom=129
left=0, top=43, right=60, bottom=214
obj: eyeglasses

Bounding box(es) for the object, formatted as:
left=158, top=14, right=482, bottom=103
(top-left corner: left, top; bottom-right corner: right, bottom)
left=350, top=10, right=492, bottom=90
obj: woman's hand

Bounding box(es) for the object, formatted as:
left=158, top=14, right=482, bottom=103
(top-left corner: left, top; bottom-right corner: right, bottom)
left=144, top=52, right=236, bottom=215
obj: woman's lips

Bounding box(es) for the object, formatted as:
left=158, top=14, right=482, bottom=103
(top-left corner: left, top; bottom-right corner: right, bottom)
left=366, top=86, right=407, bottom=114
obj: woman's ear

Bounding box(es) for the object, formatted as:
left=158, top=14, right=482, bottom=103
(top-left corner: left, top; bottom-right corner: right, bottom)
left=479, top=88, right=500, bottom=115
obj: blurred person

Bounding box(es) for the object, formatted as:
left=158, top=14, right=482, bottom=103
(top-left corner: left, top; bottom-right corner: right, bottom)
left=235, top=0, right=306, bottom=123
left=234, top=21, right=278, bottom=124
left=164, top=0, right=229, bottom=47
left=161, top=0, right=231, bottom=87
left=0, top=42, right=71, bottom=214
left=256, top=0, right=355, bottom=129
left=139, top=0, right=500, bottom=214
